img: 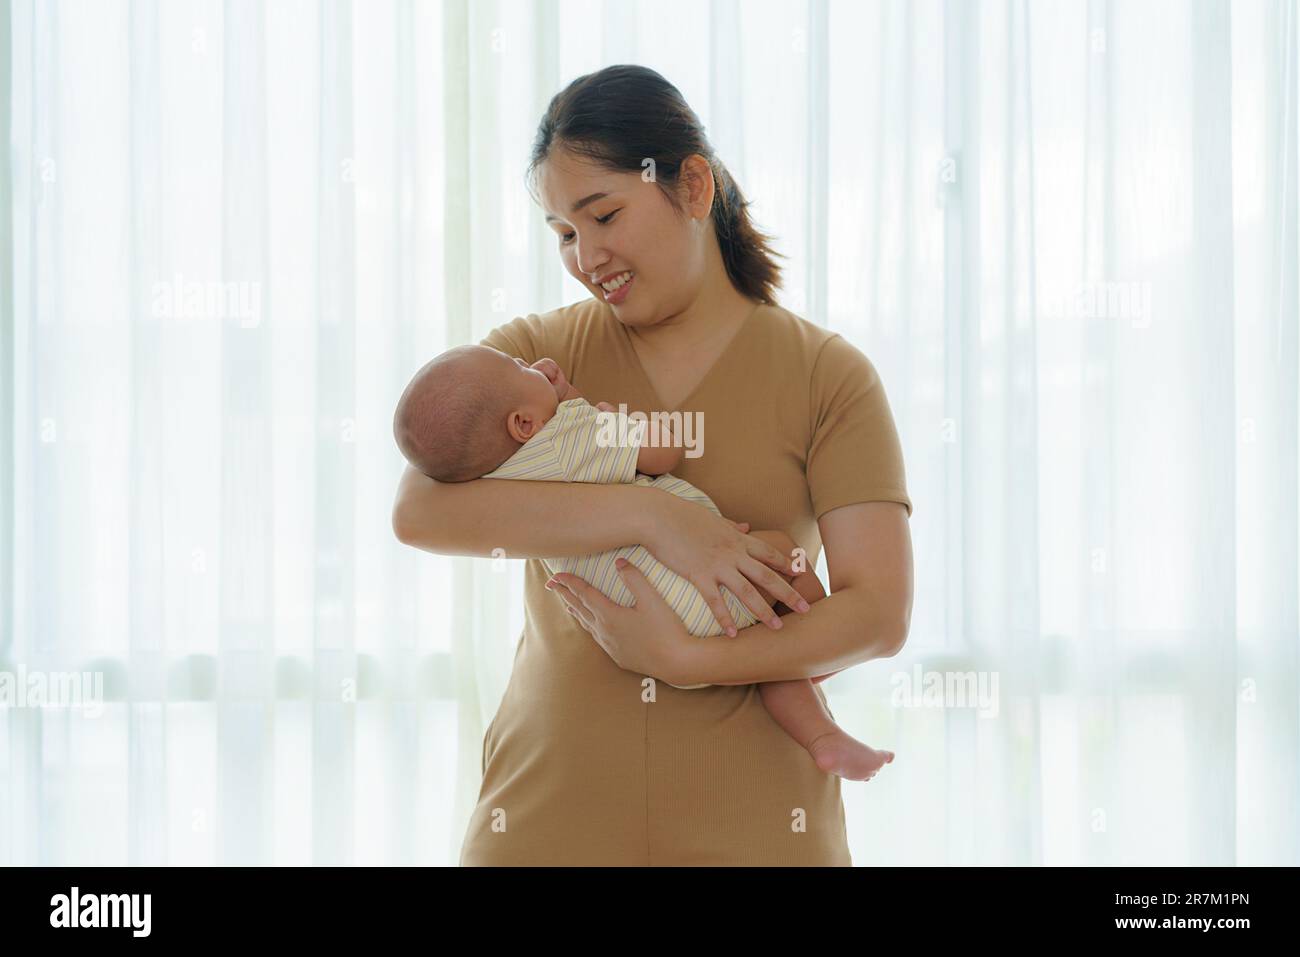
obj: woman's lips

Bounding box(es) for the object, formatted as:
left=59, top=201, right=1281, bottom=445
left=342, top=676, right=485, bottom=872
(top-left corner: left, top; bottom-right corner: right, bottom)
left=602, top=273, right=634, bottom=304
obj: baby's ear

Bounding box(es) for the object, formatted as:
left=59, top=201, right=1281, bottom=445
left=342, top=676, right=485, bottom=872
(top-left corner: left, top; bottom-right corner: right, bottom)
left=506, top=409, right=539, bottom=444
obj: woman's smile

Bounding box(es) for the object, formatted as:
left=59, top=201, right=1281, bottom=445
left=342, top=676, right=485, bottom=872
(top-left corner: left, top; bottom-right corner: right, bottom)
left=601, top=271, right=635, bottom=304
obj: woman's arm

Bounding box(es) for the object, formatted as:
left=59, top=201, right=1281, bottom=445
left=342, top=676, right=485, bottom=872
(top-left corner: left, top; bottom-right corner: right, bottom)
left=392, top=463, right=810, bottom=629
left=682, top=500, right=914, bottom=685
left=392, top=463, right=662, bottom=558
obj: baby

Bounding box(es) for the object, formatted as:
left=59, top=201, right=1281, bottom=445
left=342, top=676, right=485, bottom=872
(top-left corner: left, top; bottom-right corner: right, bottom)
left=393, top=343, right=894, bottom=782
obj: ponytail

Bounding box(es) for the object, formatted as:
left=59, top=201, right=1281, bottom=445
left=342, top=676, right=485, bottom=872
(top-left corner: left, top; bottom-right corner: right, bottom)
left=707, top=159, right=786, bottom=306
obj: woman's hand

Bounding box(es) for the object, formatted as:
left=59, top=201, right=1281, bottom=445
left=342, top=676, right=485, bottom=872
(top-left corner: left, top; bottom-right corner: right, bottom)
left=641, top=490, right=811, bottom=636
left=546, top=559, right=699, bottom=685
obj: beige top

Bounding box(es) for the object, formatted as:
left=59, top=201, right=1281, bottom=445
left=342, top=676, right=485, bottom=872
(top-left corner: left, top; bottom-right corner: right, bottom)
left=462, top=296, right=911, bottom=865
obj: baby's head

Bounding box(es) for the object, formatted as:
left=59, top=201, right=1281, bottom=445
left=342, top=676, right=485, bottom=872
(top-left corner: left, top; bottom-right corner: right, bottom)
left=393, top=345, right=567, bottom=482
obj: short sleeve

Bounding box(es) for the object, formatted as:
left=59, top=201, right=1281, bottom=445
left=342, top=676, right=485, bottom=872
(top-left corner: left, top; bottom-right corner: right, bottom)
left=479, top=313, right=549, bottom=365
left=806, top=335, right=912, bottom=519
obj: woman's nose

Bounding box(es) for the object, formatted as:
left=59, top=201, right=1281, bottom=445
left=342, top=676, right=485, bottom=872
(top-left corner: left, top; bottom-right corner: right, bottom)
left=574, top=243, right=607, bottom=277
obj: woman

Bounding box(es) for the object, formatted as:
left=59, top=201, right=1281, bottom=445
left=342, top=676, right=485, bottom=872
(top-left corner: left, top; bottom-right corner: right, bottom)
left=392, top=65, right=914, bottom=865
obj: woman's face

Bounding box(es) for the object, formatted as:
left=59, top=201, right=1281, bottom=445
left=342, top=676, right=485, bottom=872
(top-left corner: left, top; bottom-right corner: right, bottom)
left=538, top=147, right=711, bottom=327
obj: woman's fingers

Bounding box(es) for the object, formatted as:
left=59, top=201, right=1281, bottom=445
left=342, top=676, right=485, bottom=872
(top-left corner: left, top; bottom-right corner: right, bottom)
left=565, top=605, right=592, bottom=632
left=739, top=556, right=810, bottom=615
left=557, top=590, right=594, bottom=628
left=719, top=571, right=780, bottom=628
left=744, top=534, right=797, bottom=576
left=551, top=572, right=613, bottom=611
left=698, top=585, right=740, bottom=638
left=546, top=575, right=597, bottom=628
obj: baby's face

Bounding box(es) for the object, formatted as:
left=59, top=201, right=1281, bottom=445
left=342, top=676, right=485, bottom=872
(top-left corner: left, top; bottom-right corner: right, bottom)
left=472, top=346, right=568, bottom=442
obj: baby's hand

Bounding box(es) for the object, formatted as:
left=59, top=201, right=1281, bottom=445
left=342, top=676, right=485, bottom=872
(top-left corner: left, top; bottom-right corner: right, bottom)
left=594, top=401, right=616, bottom=413
left=530, top=357, right=564, bottom=386
left=531, top=358, right=583, bottom=401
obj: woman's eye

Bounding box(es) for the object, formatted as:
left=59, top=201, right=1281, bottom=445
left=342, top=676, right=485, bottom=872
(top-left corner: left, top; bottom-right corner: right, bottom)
left=560, top=210, right=619, bottom=245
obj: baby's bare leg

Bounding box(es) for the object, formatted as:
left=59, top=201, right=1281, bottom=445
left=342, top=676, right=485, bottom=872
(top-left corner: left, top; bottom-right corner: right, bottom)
left=759, top=680, right=893, bottom=781
left=759, top=680, right=836, bottom=751
left=747, top=529, right=892, bottom=781
left=747, top=530, right=839, bottom=682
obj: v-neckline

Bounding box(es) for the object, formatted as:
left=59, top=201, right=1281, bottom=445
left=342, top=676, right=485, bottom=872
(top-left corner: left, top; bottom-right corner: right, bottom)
left=616, top=301, right=763, bottom=412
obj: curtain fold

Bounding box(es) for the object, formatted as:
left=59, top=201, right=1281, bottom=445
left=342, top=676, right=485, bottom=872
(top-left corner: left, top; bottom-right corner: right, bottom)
left=2, top=0, right=1297, bottom=866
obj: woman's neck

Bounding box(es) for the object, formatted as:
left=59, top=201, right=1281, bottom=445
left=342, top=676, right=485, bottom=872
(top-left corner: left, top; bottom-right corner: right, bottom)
left=628, top=275, right=758, bottom=356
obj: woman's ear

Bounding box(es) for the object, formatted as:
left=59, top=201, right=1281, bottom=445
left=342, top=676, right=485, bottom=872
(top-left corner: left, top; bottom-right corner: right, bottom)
left=678, top=154, right=715, bottom=219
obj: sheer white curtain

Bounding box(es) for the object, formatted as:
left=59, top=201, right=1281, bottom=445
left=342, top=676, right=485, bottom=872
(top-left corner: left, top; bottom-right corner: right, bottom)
left=2, top=0, right=1296, bottom=866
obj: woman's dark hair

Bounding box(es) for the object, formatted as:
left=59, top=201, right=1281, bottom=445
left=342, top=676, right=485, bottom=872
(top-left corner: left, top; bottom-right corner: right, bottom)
left=526, top=64, right=785, bottom=306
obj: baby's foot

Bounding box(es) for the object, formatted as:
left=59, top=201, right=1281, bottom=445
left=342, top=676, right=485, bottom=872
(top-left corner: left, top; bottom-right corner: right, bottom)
left=807, top=730, right=894, bottom=781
